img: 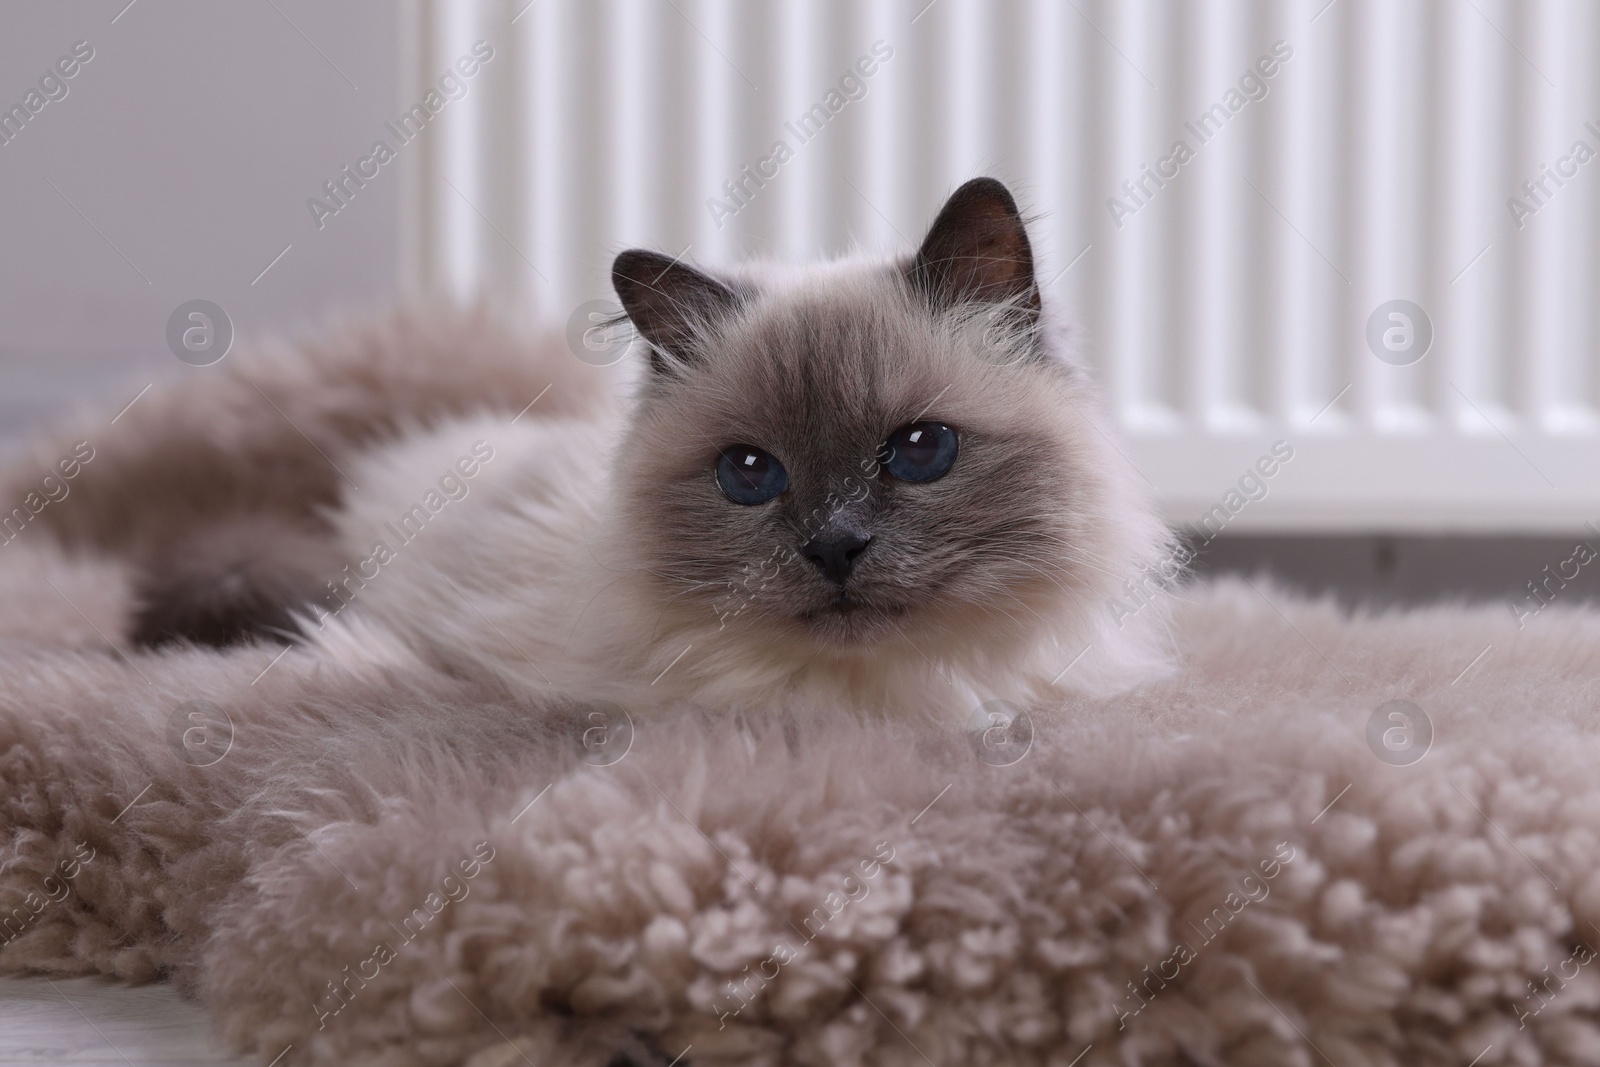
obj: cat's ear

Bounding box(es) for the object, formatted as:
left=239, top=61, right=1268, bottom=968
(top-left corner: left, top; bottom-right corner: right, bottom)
left=906, top=178, right=1040, bottom=324
left=612, top=250, right=741, bottom=374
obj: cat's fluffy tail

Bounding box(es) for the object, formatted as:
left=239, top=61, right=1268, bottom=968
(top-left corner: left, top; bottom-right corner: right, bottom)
left=0, top=303, right=613, bottom=648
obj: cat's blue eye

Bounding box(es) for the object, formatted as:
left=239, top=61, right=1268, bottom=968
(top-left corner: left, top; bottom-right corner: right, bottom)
left=881, top=421, right=959, bottom=483
left=716, top=445, right=788, bottom=505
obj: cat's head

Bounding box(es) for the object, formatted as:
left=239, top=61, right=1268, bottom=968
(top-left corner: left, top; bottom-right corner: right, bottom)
left=608, top=178, right=1171, bottom=695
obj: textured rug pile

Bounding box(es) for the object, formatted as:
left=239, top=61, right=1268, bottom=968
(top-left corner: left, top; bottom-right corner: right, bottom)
left=2, top=311, right=1599, bottom=1067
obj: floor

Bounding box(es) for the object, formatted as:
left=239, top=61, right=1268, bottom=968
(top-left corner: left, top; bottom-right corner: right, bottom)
left=0, top=976, right=247, bottom=1066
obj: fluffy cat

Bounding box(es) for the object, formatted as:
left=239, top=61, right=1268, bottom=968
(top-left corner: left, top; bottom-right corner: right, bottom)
left=304, top=178, right=1175, bottom=722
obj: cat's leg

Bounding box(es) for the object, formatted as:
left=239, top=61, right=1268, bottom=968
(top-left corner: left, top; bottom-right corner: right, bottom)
left=127, top=514, right=347, bottom=648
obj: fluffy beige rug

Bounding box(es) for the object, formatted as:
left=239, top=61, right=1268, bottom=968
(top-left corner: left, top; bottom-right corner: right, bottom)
left=2, top=312, right=1598, bottom=1067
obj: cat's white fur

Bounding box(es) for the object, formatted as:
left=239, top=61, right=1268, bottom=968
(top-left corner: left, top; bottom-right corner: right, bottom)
left=306, top=266, right=1176, bottom=725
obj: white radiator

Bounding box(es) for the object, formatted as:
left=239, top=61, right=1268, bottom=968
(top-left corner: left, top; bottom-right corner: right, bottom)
left=402, top=0, right=1600, bottom=533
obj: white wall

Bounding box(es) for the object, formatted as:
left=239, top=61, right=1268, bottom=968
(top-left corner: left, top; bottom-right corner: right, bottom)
left=0, top=0, right=400, bottom=441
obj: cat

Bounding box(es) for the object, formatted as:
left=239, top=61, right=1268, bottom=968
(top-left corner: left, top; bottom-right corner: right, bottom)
left=297, top=178, right=1176, bottom=723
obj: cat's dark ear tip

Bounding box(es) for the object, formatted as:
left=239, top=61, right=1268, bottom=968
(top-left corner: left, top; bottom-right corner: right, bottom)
left=947, top=176, right=1022, bottom=212
left=611, top=249, right=671, bottom=294
left=910, top=177, right=1039, bottom=316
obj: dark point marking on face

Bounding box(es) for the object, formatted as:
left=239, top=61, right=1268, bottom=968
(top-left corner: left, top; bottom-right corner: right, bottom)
left=612, top=179, right=1099, bottom=652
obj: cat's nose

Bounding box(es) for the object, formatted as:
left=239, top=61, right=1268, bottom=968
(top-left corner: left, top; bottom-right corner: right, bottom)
left=801, top=530, right=873, bottom=584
